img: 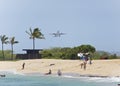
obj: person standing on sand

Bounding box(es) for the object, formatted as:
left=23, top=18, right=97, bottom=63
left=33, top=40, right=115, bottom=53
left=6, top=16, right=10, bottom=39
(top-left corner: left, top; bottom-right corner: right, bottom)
left=83, top=53, right=90, bottom=70
left=83, top=61, right=87, bottom=70
left=78, top=53, right=88, bottom=70
left=78, top=52, right=85, bottom=69
left=88, top=56, right=92, bottom=65
left=22, top=62, right=25, bottom=70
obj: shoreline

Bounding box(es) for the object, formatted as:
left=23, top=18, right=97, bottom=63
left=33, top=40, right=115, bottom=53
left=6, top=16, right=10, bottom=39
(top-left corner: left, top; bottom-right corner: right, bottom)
left=0, top=59, right=120, bottom=77
left=0, top=68, right=120, bottom=80
left=24, top=72, right=120, bottom=78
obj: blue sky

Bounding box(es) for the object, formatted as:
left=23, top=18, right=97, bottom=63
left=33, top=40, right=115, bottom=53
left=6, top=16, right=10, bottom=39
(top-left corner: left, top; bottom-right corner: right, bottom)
left=0, top=0, right=120, bottom=53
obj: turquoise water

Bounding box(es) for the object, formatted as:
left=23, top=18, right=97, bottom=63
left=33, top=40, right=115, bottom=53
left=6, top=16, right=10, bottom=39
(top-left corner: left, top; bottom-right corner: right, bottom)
left=0, top=72, right=119, bottom=86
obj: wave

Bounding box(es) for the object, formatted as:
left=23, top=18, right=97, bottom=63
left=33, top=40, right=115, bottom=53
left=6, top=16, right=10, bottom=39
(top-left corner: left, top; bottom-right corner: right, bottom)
left=0, top=69, right=24, bottom=75
left=85, top=76, right=120, bottom=82
left=61, top=74, right=120, bottom=83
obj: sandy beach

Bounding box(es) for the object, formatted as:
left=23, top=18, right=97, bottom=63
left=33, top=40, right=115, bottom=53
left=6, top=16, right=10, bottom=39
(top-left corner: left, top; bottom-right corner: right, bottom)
left=0, top=59, right=120, bottom=77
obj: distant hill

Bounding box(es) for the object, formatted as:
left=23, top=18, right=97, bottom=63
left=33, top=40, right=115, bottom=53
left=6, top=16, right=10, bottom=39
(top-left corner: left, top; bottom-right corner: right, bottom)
left=110, top=51, right=120, bottom=56
left=96, top=50, right=120, bottom=56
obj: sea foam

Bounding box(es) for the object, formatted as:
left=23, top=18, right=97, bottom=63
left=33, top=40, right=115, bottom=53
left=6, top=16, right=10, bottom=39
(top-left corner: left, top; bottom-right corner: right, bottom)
left=0, top=69, right=24, bottom=75
left=60, top=74, right=120, bottom=83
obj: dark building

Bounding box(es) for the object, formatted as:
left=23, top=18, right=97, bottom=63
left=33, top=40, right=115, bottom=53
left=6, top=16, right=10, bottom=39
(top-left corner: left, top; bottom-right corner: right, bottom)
left=16, top=49, right=43, bottom=59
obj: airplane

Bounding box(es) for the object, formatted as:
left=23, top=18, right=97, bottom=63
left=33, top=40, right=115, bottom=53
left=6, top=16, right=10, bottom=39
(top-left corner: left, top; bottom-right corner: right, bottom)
left=50, top=30, right=66, bottom=37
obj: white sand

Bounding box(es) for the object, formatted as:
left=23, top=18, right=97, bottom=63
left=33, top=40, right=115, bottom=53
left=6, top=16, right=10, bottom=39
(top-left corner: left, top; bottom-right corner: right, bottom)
left=0, top=59, right=120, bottom=77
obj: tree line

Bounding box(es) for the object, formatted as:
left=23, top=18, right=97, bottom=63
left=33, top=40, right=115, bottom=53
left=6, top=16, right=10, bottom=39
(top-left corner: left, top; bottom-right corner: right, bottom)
left=0, top=27, right=119, bottom=60
left=0, top=27, right=44, bottom=60
left=41, top=45, right=119, bottom=60
left=41, top=45, right=95, bottom=59
left=0, top=35, right=18, bottom=60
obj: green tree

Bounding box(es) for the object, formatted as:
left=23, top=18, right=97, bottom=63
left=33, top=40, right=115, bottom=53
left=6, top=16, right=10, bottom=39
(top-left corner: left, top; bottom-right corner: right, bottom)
left=9, top=37, right=19, bottom=60
left=41, top=45, right=96, bottom=60
left=26, top=27, right=45, bottom=49
left=78, top=44, right=96, bottom=53
left=0, top=35, right=9, bottom=60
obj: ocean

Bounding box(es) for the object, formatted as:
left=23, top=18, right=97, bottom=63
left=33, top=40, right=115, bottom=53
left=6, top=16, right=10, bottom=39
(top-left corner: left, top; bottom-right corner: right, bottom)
left=0, top=71, right=119, bottom=86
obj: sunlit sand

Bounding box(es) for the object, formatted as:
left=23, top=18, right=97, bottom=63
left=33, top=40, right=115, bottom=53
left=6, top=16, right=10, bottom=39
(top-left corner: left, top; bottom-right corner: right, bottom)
left=0, top=59, right=120, bottom=77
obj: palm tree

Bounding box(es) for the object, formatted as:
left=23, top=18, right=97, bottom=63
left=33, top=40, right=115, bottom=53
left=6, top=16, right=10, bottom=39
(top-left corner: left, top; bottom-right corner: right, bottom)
left=9, top=37, right=19, bottom=60
left=26, top=27, right=45, bottom=49
left=0, top=35, right=9, bottom=60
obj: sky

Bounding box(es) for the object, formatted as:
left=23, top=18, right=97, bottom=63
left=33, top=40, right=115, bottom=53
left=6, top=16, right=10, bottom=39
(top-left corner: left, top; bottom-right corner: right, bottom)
left=0, top=0, right=120, bottom=54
